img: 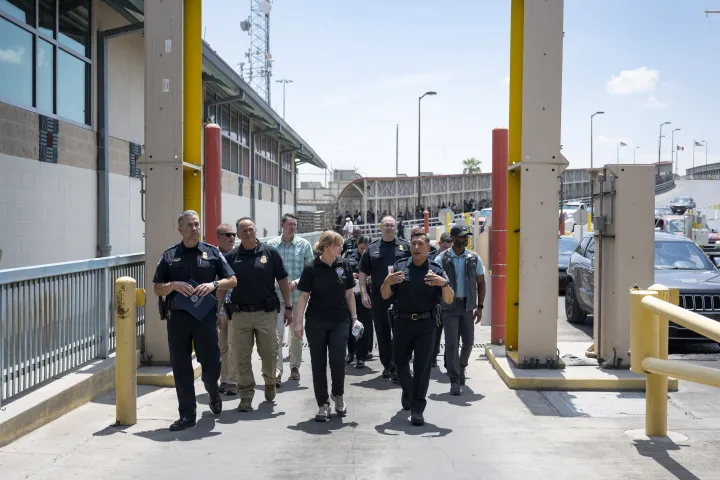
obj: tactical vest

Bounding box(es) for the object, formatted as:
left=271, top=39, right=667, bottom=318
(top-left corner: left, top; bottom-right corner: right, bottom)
left=440, top=250, right=478, bottom=311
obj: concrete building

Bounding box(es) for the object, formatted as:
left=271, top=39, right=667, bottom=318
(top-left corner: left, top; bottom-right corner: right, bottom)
left=0, top=0, right=325, bottom=270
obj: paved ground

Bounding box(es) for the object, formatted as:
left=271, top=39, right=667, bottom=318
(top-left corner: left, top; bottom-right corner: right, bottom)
left=2, top=303, right=720, bottom=480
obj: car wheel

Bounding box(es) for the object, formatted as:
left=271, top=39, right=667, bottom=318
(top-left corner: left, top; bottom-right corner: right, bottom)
left=565, top=281, right=587, bottom=325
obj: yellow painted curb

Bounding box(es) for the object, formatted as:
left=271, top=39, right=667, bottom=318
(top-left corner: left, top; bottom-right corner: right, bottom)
left=136, top=362, right=202, bottom=388
left=486, top=345, right=679, bottom=392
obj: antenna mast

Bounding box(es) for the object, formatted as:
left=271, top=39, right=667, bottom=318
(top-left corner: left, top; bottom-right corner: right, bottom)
left=241, top=0, right=273, bottom=104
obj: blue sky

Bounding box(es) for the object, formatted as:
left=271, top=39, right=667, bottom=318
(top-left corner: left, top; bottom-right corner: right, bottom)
left=202, top=1, right=719, bottom=184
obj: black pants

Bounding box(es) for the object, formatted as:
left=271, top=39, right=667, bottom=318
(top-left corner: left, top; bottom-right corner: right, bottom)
left=347, top=295, right=373, bottom=359
left=166, top=310, right=221, bottom=419
left=306, top=317, right=350, bottom=407
left=392, top=316, right=436, bottom=414
left=371, top=294, right=394, bottom=369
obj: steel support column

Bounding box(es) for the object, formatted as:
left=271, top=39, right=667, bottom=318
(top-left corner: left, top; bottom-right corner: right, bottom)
left=508, top=0, right=569, bottom=365
left=142, top=0, right=186, bottom=364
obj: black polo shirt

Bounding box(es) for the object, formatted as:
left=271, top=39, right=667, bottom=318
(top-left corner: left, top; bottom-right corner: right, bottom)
left=224, top=241, right=288, bottom=305
left=297, top=256, right=354, bottom=322
left=152, top=241, right=235, bottom=306
left=359, top=236, right=411, bottom=291
left=390, top=257, right=449, bottom=313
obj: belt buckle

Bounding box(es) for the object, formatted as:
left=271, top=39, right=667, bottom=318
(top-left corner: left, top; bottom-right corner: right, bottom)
left=411, top=313, right=418, bottom=320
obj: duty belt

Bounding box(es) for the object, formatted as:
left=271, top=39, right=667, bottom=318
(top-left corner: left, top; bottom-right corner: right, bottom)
left=397, top=311, right=433, bottom=321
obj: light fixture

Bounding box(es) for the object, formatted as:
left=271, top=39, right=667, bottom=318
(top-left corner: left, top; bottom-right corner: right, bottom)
left=240, top=20, right=250, bottom=32
left=259, top=0, right=272, bottom=15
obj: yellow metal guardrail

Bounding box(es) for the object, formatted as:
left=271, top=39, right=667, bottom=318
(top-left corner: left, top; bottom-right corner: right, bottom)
left=630, top=284, right=720, bottom=437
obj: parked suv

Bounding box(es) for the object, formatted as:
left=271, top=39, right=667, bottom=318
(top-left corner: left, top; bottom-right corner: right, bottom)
left=564, top=232, right=720, bottom=342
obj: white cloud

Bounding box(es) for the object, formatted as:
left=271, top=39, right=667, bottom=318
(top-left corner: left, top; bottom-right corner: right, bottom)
left=606, top=67, right=659, bottom=95
left=644, top=94, right=667, bottom=109
left=321, top=70, right=460, bottom=107
left=0, top=47, right=25, bottom=64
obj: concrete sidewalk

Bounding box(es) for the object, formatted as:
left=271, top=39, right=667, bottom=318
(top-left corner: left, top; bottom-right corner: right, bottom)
left=2, top=336, right=719, bottom=480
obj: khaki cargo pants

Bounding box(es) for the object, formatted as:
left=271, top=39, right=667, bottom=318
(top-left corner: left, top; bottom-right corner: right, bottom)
left=230, top=310, right=278, bottom=401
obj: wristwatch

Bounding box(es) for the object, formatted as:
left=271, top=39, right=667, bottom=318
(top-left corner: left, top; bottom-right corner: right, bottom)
left=212, top=280, right=219, bottom=290
left=443, top=279, right=450, bottom=288
left=285, top=305, right=294, bottom=311
left=478, top=304, right=484, bottom=309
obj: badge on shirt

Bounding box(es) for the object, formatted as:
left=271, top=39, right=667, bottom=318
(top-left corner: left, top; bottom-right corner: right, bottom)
left=399, top=245, right=405, bottom=251
left=260, top=255, right=267, bottom=264
left=172, top=258, right=181, bottom=262
left=202, top=252, right=208, bottom=260
left=336, top=267, right=344, bottom=276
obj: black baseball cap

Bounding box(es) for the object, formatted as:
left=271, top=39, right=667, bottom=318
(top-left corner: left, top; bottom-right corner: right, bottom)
left=450, top=225, right=472, bottom=237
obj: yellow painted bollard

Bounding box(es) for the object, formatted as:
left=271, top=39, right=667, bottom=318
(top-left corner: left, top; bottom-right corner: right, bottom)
left=445, top=211, right=452, bottom=233
left=115, top=277, right=140, bottom=426
left=648, top=285, right=670, bottom=437
left=629, top=288, right=665, bottom=437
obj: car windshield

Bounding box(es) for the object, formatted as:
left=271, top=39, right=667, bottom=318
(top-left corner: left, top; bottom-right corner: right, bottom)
left=655, top=240, right=715, bottom=270
left=559, top=237, right=579, bottom=254
left=479, top=209, right=492, bottom=217
left=672, top=197, right=691, bottom=204
left=667, top=219, right=685, bottom=233
left=562, top=204, right=581, bottom=212
left=655, top=207, right=672, bottom=215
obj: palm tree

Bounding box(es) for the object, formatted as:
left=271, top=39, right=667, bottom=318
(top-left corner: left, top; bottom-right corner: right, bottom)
left=462, top=157, right=482, bottom=174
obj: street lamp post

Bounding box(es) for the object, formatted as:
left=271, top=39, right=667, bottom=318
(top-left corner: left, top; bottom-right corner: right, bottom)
left=275, top=79, right=293, bottom=119
left=658, top=121, right=671, bottom=164
left=417, top=91, right=437, bottom=216
left=671, top=128, right=681, bottom=175
left=634, top=146, right=640, bottom=164
left=704, top=141, right=709, bottom=179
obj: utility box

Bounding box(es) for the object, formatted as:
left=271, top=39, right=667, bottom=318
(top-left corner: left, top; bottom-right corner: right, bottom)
left=591, top=164, right=655, bottom=369
left=692, top=229, right=710, bottom=246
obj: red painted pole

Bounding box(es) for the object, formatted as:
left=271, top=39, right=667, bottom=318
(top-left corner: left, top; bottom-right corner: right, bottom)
left=491, top=128, right=508, bottom=345
left=423, top=209, right=429, bottom=234
left=204, top=123, right=222, bottom=246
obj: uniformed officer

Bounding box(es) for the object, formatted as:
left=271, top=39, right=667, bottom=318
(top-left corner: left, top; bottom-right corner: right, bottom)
left=342, top=227, right=361, bottom=256
left=345, top=235, right=373, bottom=368
left=432, top=232, right=453, bottom=367
left=359, top=214, right=411, bottom=382
left=221, top=217, right=293, bottom=412
left=381, top=230, right=454, bottom=426
left=152, top=210, right=237, bottom=431
left=435, top=225, right=486, bottom=395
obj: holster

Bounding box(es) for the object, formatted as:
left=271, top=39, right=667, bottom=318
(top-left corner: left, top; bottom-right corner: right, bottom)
left=387, top=304, right=397, bottom=329
left=158, top=297, right=171, bottom=321
left=433, top=304, right=442, bottom=325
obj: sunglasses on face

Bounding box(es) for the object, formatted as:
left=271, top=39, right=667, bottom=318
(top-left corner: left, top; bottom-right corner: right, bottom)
left=220, top=233, right=237, bottom=238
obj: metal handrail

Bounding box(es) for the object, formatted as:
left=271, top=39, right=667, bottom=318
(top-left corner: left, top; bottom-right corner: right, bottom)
left=629, top=285, right=720, bottom=437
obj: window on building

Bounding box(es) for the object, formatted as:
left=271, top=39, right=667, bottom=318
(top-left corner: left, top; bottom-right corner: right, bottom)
left=281, top=152, right=293, bottom=192
left=210, top=97, right=250, bottom=178
left=0, top=0, right=92, bottom=125
left=254, top=133, right=278, bottom=188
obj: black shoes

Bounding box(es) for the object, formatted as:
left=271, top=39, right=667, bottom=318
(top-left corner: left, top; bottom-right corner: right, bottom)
left=382, top=368, right=392, bottom=378
left=169, top=417, right=196, bottom=431
left=209, top=388, right=223, bottom=415
left=410, top=412, right=424, bottom=426
left=390, top=370, right=399, bottom=384
left=355, top=359, right=365, bottom=369
left=346, top=353, right=354, bottom=365
left=450, top=382, right=462, bottom=396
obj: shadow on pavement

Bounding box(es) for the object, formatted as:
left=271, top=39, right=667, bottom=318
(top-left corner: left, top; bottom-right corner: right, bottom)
left=633, top=438, right=700, bottom=480
left=374, top=410, right=452, bottom=438
left=132, top=412, right=221, bottom=442
left=514, top=391, right=565, bottom=417
left=430, top=367, right=450, bottom=384
left=344, top=365, right=377, bottom=377
left=216, top=400, right=286, bottom=423
left=350, top=374, right=400, bottom=391
left=91, top=385, right=164, bottom=405
left=287, top=416, right=359, bottom=435
left=428, top=386, right=485, bottom=407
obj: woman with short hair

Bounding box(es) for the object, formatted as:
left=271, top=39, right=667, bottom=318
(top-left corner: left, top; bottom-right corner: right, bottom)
left=295, top=230, right=358, bottom=421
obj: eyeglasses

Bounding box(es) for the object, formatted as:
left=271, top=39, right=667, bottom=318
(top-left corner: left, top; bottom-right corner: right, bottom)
left=220, top=233, right=237, bottom=238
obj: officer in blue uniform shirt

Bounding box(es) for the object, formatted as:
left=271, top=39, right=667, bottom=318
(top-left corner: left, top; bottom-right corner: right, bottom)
left=153, top=210, right=237, bottom=431
left=359, top=215, right=411, bottom=382
left=380, top=230, right=454, bottom=426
